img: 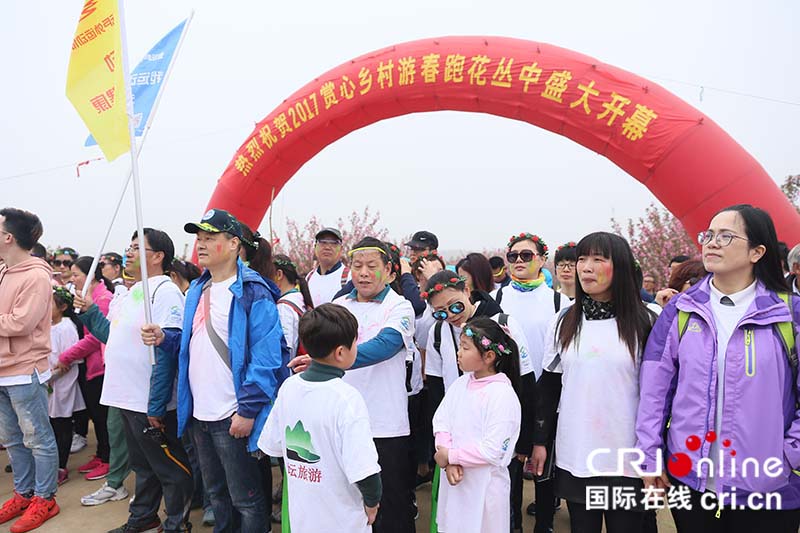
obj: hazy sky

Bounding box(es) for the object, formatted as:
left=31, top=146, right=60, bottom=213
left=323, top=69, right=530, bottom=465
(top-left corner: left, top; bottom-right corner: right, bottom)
left=2, top=0, right=798, bottom=258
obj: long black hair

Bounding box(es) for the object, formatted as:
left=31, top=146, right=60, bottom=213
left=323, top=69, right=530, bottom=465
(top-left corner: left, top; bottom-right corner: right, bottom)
left=456, top=253, right=494, bottom=293
left=240, top=223, right=275, bottom=280
left=273, top=254, right=314, bottom=310
left=74, top=256, right=115, bottom=294
left=384, top=242, right=404, bottom=296
left=462, top=316, right=521, bottom=396
left=714, top=205, right=789, bottom=293
left=558, top=232, right=653, bottom=360
left=52, top=287, right=85, bottom=340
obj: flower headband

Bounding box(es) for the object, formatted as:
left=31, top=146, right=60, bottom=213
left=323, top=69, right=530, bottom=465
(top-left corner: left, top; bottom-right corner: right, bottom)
left=421, top=276, right=466, bottom=300
left=274, top=258, right=297, bottom=270
left=464, top=326, right=512, bottom=356
left=53, top=285, right=74, bottom=306
left=507, top=232, right=548, bottom=256
left=557, top=241, right=577, bottom=252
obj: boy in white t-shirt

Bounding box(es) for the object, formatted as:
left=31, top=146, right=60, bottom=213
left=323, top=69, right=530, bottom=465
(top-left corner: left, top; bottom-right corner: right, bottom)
left=259, top=303, right=382, bottom=532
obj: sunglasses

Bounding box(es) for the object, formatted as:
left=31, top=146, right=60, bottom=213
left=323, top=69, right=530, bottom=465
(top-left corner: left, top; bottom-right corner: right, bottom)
left=52, top=259, right=73, bottom=267
left=432, top=301, right=466, bottom=321
left=506, top=250, right=539, bottom=263
left=316, top=239, right=341, bottom=246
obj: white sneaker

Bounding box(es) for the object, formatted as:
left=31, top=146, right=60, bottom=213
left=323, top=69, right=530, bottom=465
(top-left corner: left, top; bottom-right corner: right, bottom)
left=70, top=433, right=87, bottom=454
left=81, top=482, right=129, bottom=506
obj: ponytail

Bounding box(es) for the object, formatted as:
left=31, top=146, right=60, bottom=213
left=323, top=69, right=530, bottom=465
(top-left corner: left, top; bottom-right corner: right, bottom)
left=462, top=316, right=521, bottom=396
left=274, top=254, right=314, bottom=309
left=241, top=224, right=275, bottom=280
left=53, top=287, right=85, bottom=340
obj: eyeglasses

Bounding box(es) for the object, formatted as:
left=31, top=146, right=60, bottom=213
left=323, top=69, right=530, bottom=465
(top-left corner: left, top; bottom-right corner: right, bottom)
left=506, top=250, right=539, bottom=263
left=556, top=262, right=576, bottom=271
left=125, top=246, right=155, bottom=254
left=697, top=231, right=748, bottom=247
left=52, top=259, right=73, bottom=267
left=315, top=239, right=341, bottom=247
left=432, top=301, right=466, bottom=321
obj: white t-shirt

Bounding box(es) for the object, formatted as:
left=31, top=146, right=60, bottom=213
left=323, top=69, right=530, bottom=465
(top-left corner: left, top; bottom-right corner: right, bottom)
left=496, top=284, right=571, bottom=379
left=101, top=276, right=184, bottom=413
left=706, top=280, right=756, bottom=492
left=543, top=314, right=642, bottom=478
left=307, top=263, right=349, bottom=307
left=188, top=276, right=238, bottom=422
left=425, top=313, right=533, bottom=391
left=334, top=288, right=415, bottom=438
left=258, top=373, right=381, bottom=533
left=277, top=290, right=307, bottom=360
left=49, top=319, right=84, bottom=419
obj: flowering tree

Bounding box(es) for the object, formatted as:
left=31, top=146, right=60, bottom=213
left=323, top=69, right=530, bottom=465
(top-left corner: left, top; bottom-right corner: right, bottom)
left=278, top=207, right=389, bottom=274
left=781, top=174, right=800, bottom=214
left=611, top=203, right=697, bottom=287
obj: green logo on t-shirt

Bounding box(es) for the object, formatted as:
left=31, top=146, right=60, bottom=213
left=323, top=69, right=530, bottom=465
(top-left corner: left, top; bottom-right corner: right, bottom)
left=285, top=421, right=320, bottom=464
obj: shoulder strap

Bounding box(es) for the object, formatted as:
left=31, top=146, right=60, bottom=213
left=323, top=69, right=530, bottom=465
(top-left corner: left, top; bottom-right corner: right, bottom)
left=433, top=320, right=443, bottom=354
left=553, top=290, right=561, bottom=313
left=677, top=310, right=691, bottom=340
left=305, top=270, right=314, bottom=282
left=776, top=292, right=797, bottom=382
left=340, top=266, right=350, bottom=287
left=278, top=298, right=304, bottom=317
left=202, top=282, right=232, bottom=371
left=495, top=287, right=503, bottom=305
left=497, top=313, right=509, bottom=326
left=150, top=279, right=170, bottom=304
left=448, top=324, right=462, bottom=377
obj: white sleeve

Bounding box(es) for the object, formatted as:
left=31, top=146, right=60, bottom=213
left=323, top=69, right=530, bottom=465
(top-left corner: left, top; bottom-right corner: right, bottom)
left=153, top=284, right=185, bottom=330
left=541, top=313, right=563, bottom=374
left=424, top=322, right=443, bottom=378
left=478, top=386, right=522, bottom=466
left=277, top=303, right=300, bottom=358
left=385, top=298, right=415, bottom=341
left=339, top=391, right=381, bottom=483
left=258, top=395, right=285, bottom=456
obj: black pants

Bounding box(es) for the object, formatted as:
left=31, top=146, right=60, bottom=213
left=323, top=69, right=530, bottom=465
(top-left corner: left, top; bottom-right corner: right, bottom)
left=119, top=409, right=193, bottom=532
left=669, top=480, right=800, bottom=533
left=509, top=457, right=525, bottom=530
left=566, top=500, right=644, bottom=533
left=73, top=363, right=89, bottom=438
left=533, top=477, right=557, bottom=533
left=408, top=391, right=433, bottom=469
left=50, top=417, right=73, bottom=469
left=79, top=373, right=109, bottom=462
left=374, top=436, right=415, bottom=533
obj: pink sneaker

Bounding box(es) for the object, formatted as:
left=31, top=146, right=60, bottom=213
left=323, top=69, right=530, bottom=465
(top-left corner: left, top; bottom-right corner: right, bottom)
left=78, top=456, right=102, bottom=474
left=57, top=469, right=69, bottom=486
left=85, top=462, right=109, bottom=481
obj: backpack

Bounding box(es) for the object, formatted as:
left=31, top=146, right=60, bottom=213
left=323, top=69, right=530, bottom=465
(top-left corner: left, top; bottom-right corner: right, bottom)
left=277, top=298, right=308, bottom=357
left=496, top=286, right=561, bottom=313
left=676, top=292, right=797, bottom=383
left=433, top=313, right=510, bottom=379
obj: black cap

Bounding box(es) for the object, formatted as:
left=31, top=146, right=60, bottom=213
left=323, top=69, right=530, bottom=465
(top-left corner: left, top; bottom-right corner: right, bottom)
left=184, top=209, right=243, bottom=240
left=315, top=227, right=342, bottom=241
left=405, top=231, right=438, bottom=250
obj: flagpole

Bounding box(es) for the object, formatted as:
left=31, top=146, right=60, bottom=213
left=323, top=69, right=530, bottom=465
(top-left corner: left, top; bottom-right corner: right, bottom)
left=80, top=13, right=194, bottom=300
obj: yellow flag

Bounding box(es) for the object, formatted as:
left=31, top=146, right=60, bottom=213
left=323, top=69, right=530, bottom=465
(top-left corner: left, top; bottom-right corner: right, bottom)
left=66, top=0, right=130, bottom=161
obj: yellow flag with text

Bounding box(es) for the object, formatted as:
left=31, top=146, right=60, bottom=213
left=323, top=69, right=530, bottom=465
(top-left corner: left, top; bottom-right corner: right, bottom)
left=66, top=0, right=130, bottom=161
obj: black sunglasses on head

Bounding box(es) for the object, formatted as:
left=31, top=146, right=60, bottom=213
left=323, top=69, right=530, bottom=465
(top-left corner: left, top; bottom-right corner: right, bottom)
left=506, top=250, right=538, bottom=263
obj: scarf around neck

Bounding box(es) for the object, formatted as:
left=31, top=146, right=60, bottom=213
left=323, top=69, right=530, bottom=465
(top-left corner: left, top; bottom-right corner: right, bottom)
left=581, top=296, right=616, bottom=320
left=510, top=272, right=546, bottom=292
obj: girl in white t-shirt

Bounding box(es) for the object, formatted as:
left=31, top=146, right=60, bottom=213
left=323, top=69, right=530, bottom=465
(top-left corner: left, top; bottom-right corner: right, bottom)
left=531, top=232, right=657, bottom=533
left=432, top=316, right=522, bottom=533
left=272, top=254, right=314, bottom=359
left=49, top=286, right=86, bottom=485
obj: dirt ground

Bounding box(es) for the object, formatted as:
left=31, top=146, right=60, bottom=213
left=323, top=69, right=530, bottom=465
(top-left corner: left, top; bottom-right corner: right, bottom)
left=0, top=433, right=677, bottom=532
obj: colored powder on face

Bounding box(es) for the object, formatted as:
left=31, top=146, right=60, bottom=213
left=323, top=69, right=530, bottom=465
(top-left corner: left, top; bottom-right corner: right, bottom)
left=216, top=243, right=223, bottom=253
left=373, top=270, right=383, bottom=281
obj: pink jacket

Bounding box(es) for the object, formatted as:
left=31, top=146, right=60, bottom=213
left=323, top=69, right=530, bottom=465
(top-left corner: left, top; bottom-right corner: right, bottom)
left=59, top=282, right=112, bottom=380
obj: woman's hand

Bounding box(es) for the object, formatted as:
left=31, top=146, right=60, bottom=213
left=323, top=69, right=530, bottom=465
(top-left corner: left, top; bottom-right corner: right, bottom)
left=530, top=445, right=548, bottom=477
left=655, top=288, right=679, bottom=307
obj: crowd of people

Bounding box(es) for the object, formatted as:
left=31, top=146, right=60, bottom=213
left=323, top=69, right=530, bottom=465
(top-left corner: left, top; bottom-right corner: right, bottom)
left=0, top=204, right=798, bottom=533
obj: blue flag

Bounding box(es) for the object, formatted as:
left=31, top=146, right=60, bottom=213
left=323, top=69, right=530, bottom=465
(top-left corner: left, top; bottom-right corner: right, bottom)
left=85, top=18, right=187, bottom=147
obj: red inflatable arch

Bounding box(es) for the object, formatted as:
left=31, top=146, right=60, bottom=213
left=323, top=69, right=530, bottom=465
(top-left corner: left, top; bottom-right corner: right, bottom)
left=206, top=36, right=800, bottom=244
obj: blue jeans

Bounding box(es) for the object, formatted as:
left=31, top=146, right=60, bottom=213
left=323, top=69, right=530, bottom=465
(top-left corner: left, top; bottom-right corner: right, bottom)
left=0, top=373, right=59, bottom=498
left=190, top=417, right=266, bottom=533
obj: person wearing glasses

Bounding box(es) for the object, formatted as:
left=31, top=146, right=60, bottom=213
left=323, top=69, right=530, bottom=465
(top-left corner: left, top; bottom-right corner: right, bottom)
left=637, top=205, right=800, bottom=532
left=554, top=242, right=578, bottom=300
left=52, top=246, right=79, bottom=289
left=405, top=231, right=439, bottom=264
left=306, top=227, right=350, bottom=307
left=422, top=271, right=535, bottom=533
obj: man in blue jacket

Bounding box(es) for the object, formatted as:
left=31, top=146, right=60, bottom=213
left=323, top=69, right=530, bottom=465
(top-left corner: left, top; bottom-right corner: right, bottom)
left=143, top=209, right=284, bottom=533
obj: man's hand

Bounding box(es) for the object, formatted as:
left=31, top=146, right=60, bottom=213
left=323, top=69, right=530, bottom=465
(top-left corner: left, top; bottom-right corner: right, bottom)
left=147, top=416, right=165, bottom=430
left=445, top=464, right=463, bottom=486
left=434, top=446, right=449, bottom=469
left=287, top=354, right=312, bottom=374
left=141, top=324, right=165, bottom=346
left=364, top=503, right=379, bottom=525
left=229, top=414, right=254, bottom=439
left=73, top=292, right=93, bottom=313
left=531, top=445, right=548, bottom=476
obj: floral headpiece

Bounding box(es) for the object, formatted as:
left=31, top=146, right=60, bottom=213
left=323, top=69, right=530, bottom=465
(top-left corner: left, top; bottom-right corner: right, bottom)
left=464, top=326, right=512, bottom=356
left=53, top=285, right=74, bottom=307
left=557, top=241, right=577, bottom=252
left=507, top=232, right=548, bottom=257
left=274, top=258, right=297, bottom=270
left=418, top=250, right=439, bottom=258
left=386, top=244, right=401, bottom=274
left=421, top=275, right=466, bottom=300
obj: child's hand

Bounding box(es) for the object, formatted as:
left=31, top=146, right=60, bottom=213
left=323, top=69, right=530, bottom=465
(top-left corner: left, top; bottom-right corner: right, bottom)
left=445, top=464, right=463, bottom=486
left=364, top=503, right=379, bottom=525
left=434, top=446, right=449, bottom=468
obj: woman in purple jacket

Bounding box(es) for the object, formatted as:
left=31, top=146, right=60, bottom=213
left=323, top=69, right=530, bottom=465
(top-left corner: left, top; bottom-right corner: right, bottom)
left=636, top=204, right=800, bottom=532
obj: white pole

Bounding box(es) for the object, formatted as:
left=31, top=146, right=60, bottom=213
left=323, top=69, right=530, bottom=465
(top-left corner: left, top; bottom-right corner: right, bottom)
left=80, top=12, right=195, bottom=301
